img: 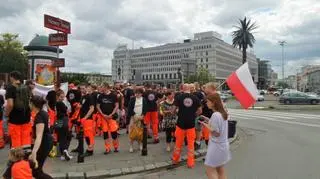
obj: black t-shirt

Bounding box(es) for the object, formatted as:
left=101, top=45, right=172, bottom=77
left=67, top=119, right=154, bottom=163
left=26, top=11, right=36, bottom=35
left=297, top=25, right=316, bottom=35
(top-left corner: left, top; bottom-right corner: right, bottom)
left=33, top=110, right=51, bottom=142
left=46, top=90, right=56, bottom=110
left=123, top=88, right=134, bottom=108
left=91, top=91, right=100, bottom=112
left=56, top=101, right=68, bottom=118
left=175, top=93, right=201, bottom=129
left=202, top=101, right=213, bottom=118
left=0, top=95, right=4, bottom=119
left=80, top=94, right=94, bottom=119
left=193, top=91, right=205, bottom=102
left=67, top=89, right=82, bottom=106
left=97, top=92, right=118, bottom=115
left=143, top=90, right=160, bottom=112
left=5, top=84, right=31, bottom=124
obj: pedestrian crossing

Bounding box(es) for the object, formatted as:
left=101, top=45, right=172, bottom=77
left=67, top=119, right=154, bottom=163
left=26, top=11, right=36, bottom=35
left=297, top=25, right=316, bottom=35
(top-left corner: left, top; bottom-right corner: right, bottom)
left=228, top=109, right=320, bottom=128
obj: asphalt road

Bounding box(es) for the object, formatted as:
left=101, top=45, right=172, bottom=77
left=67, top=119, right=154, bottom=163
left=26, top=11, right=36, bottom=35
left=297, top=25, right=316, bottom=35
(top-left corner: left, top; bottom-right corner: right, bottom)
left=113, top=109, right=320, bottom=179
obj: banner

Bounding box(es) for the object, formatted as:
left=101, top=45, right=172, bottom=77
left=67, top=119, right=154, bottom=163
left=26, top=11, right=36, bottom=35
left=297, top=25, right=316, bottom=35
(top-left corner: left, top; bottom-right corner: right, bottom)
left=34, top=82, right=68, bottom=98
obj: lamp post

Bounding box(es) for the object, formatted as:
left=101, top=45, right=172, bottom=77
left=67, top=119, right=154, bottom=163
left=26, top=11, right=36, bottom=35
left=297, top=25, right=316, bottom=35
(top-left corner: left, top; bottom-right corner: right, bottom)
left=279, top=41, right=286, bottom=80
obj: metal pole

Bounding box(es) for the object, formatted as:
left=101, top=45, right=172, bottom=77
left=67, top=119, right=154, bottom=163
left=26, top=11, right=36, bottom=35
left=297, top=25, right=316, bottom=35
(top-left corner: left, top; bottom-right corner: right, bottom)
left=56, top=31, right=61, bottom=86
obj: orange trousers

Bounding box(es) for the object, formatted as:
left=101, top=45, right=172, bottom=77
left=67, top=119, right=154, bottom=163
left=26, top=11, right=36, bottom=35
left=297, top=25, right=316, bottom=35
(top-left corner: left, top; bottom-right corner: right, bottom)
left=202, top=126, right=210, bottom=141
left=93, top=113, right=103, bottom=136
left=101, top=116, right=119, bottom=151
left=8, top=123, right=32, bottom=148
left=81, top=119, right=95, bottom=151
left=144, top=111, right=159, bottom=139
left=12, top=160, right=33, bottom=179
left=0, top=120, right=4, bottom=148
left=172, top=126, right=196, bottom=168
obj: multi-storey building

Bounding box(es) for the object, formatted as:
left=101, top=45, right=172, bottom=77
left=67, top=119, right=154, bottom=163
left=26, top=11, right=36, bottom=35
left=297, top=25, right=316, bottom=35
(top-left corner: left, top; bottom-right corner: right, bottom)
left=112, top=31, right=258, bottom=87
left=258, top=59, right=272, bottom=89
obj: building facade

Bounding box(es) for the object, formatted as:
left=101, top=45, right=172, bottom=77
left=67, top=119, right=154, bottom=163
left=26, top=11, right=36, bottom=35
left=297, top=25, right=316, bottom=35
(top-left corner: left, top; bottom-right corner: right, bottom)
left=285, top=75, right=297, bottom=89
left=62, top=72, right=112, bottom=84
left=257, top=59, right=272, bottom=89
left=112, top=31, right=258, bottom=86
left=270, top=70, right=278, bottom=87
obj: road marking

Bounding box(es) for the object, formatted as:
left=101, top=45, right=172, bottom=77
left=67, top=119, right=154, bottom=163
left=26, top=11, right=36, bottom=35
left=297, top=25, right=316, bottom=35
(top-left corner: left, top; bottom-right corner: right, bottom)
left=229, top=109, right=319, bottom=119
left=233, top=114, right=320, bottom=128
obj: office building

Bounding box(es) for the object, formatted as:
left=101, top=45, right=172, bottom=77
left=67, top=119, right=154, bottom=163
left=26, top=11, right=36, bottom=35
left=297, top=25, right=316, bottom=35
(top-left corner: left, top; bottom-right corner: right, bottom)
left=112, top=31, right=258, bottom=87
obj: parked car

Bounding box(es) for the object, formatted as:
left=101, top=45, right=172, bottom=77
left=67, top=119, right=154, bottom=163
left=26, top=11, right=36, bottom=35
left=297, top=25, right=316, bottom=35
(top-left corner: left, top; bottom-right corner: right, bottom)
left=257, top=94, right=265, bottom=101
left=274, top=91, right=281, bottom=97
left=279, top=92, right=320, bottom=105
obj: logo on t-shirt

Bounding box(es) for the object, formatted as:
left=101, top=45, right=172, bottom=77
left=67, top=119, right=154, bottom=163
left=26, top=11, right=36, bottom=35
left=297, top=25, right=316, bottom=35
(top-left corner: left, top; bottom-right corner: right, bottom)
left=69, top=93, right=75, bottom=100
left=102, top=98, right=112, bottom=104
left=82, top=99, right=86, bottom=104
left=183, top=98, right=193, bottom=107
left=148, top=94, right=155, bottom=101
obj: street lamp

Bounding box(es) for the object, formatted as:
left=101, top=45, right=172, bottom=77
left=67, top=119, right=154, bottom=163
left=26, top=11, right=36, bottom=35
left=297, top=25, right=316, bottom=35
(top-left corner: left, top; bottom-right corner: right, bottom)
left=279, top=41, right=286, bottom=80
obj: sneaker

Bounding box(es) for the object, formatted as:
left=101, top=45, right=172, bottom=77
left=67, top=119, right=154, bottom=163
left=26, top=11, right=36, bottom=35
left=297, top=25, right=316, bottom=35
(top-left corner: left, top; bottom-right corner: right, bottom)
left=60, top=156, right=65, bottom=161
left=83, top=150, right=93, bottom=157
left=104, top=150, right=111, bottom=155
left=139, top=144, right=143, bottom=151
left=63, top=150, right=73, bottom=161
left=153, top=139, right=160, bottom=144
left=129, top=146, right=134, bottom=153
left=166, top=146, right=171, bottom=152
left=114, top=148, right=119, bottom=153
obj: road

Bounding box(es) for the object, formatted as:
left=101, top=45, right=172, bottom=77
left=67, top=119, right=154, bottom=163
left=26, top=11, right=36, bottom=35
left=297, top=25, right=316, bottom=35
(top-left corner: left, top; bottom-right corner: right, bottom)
left=112, top=109, right=320, bottom=179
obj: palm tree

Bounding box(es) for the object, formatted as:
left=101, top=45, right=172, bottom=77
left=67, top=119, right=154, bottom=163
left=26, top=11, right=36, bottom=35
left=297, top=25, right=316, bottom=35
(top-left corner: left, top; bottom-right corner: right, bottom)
left=232, top=17, right=258, bottom=64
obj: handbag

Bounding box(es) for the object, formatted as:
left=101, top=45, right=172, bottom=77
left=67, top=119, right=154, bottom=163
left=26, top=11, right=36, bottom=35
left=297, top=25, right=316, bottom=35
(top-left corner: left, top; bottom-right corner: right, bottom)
left=129, top=119, right=143, bottom=142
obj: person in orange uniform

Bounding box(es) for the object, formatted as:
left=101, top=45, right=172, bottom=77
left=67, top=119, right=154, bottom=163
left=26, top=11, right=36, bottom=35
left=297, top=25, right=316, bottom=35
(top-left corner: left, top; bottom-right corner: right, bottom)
left=46, top=83, right=60, bottom=147
left=97, top=83, right=119, bottom=154
left=5, top=71, right=32, bottom=152
left=172, top=84, right=202, bottom=168
left=66, top=84, right=81, bottom=132
left=143, top=84, right=161, bottom=143
left=0, top=94, right=4, bottom=149
left=79, top=84, right=95, bottom=156
left=2, top=147, right=34, bottom=179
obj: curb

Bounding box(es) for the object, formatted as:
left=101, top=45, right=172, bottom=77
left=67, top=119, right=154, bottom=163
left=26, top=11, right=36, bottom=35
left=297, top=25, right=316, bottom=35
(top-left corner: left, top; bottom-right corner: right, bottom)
left=51, top=135, right=238, bottom=179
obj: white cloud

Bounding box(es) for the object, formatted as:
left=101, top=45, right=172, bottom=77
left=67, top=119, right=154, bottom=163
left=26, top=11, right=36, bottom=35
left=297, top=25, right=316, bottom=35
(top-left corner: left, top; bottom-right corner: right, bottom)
left=0, top=0, right=319, bottom=77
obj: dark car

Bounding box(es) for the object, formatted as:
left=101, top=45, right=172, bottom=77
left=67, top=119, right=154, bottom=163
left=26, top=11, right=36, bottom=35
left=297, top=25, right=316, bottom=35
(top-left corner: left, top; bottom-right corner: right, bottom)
left=279, top=92, right=320, bottom=105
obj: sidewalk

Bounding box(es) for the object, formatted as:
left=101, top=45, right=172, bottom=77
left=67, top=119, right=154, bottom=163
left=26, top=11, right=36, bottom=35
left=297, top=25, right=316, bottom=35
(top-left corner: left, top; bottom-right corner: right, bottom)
left=0, top=129, right=238, bottom=179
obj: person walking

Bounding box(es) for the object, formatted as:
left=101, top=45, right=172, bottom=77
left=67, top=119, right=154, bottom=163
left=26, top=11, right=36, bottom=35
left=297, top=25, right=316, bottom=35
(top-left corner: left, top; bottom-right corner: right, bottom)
left=199, top=93, right=231, bottom=179
left=159, top=90, right=176, bottom=152
left=5, top=71, right=32, bottom=152
left=172, top=84, right=202, bottom=168
left=55, top=89, right=72, bottom=161
left=29, top=95, right=53, bottom=179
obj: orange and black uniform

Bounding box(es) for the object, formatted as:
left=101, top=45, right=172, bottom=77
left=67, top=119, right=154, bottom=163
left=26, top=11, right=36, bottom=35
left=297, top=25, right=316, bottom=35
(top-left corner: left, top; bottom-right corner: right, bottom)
left=172, top=93, right=201, bottom=168
left=67, top=89, right=81, bottom=130
left=80, top=94, right=95, bottom=152
left=97, top=92, right=119, bottom=152
left=91, top=91, right=101, bottom=135
left=2, top=160, right=34, bottom=179
left=32, top=110, right=53, bottom=179
left=56, top=101, right=71, bottom=154
left=0, top=95, right=4, bottom=148
left=6, top=84, right=32, bottom=149
left=143, top=90, right=161, bottom=141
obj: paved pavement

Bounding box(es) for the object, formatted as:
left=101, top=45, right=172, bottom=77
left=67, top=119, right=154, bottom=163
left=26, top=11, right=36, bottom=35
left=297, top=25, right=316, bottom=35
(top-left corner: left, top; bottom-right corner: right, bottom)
left=113, top=109, right=320, bottom=179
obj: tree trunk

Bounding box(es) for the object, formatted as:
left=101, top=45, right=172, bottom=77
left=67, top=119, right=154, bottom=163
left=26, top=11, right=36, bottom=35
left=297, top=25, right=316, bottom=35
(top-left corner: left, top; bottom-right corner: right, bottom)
left=242, top=47, right=247, bottom=64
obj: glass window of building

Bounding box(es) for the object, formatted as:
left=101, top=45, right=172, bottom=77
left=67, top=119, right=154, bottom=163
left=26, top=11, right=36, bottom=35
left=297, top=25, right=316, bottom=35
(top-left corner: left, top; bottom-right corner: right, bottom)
left=174, top=73, right=177, bottom=79
left=206, top=64, right=208, bottom=69
left=201, top=58, right=203, bottom=63
left=206, top=51, right=208, bottom=56
left=165, top=74, right=168, bottom=79
left=206, top=58, right=208, bottom=62
left=169, top=74, right=172, bottom=79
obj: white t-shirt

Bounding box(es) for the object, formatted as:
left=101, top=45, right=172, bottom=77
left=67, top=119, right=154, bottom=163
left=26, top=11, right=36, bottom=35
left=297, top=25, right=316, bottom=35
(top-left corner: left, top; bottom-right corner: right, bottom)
left=134, top=97, right=143, bottom=116
left=210, top=112, right=228, bottom=143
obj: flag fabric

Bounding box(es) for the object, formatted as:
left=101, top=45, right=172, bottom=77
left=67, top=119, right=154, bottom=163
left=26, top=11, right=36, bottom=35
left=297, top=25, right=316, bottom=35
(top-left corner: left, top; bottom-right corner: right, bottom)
left=226, top=62, right=258, bottom=109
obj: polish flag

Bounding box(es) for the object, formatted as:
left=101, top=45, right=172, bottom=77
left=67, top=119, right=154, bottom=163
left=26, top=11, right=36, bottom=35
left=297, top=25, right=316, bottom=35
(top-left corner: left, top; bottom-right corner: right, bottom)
left=226, top=62, right=258, bottom=109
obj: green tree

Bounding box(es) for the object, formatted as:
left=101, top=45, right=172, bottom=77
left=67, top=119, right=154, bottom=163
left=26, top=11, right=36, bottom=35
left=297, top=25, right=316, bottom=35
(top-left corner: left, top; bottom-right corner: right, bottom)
left=277, top=81, right=289, bottom=89
left=61, top=73, right=88, bottom=84
left=0, top=33, right=28, bottom=78
left=186, top=68, right=215, bottom=85
left=232, top=17, right=258, bottom=64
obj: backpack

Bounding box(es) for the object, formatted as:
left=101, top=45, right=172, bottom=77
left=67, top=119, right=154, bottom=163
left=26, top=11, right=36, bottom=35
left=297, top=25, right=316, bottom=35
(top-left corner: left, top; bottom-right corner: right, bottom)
left=14, top=84, right=31, bottom=111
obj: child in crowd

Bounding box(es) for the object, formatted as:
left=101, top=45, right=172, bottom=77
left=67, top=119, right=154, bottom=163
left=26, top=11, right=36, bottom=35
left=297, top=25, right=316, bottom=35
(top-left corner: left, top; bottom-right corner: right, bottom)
left=2, top=147, right=35, bottom=179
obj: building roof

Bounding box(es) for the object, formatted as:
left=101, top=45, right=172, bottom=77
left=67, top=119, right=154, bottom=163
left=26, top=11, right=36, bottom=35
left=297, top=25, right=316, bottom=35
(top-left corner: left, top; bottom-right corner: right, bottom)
left=24, top=35, right=62, bottom=53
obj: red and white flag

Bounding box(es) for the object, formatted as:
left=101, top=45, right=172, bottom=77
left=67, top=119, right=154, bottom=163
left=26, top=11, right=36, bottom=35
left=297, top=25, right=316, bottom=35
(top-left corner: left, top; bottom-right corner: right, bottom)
left=226, top=62, right=258, bottom=109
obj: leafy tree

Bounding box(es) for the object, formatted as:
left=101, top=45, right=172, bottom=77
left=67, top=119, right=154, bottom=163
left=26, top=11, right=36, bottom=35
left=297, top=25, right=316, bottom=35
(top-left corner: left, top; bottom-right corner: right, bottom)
left=61, top=72, right=88, bottom=84
left=232, top=17, right=258, bottom=64
left=185, top=68, right=215, bottom=85
left=0, top=33, right=28, bottom=78
left=277, top=81, right=289, bottom=89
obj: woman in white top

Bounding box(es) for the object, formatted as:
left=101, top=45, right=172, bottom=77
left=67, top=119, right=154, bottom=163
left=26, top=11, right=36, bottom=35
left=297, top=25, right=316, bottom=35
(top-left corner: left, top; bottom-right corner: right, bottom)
left=199, top=93, right=231, bottom=179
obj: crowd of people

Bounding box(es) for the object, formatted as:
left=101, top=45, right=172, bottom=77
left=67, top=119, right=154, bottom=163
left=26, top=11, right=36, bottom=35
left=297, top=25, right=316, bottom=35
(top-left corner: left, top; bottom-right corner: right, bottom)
left=0, top=71, right=231, bottom=179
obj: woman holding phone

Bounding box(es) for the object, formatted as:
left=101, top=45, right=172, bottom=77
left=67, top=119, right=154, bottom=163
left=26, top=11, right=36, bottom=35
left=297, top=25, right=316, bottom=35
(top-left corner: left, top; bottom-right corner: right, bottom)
left=199, top=93, right=231, bottom=179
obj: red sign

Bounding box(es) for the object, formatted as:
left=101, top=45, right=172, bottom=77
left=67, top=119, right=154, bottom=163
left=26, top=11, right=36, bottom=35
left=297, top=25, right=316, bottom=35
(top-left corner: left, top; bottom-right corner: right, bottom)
left=44, top=14, right=71, bottom=34
left=49, top=33, right=68, bottom=46
left=52, top=58, right=65, bottom=67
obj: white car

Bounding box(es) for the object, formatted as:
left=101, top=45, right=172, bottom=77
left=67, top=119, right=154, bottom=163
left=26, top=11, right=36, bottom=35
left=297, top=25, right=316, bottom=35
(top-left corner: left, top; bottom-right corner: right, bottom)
left=257, top=95, right=265, bottom=101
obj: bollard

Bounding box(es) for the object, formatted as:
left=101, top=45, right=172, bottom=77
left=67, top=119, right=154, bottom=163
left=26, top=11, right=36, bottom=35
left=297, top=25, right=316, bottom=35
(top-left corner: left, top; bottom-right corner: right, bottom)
left=141, top=123, right=148, bottom=156
left=77, top=126, right=85, bottom=163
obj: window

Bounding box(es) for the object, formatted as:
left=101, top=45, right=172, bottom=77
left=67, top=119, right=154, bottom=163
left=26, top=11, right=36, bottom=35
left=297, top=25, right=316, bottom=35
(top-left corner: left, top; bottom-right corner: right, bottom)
left=201, top=58, right=203, bottom=63
left=206, top=51, right=208, bottom=56
left=174, top=73, right=177, bottom=79
left=169, top=74, right=172, bottom=79
left=157, top=74, right=160, bottom=79
left=206, top=58, right=208, bottom=62
left=165, top=74, right=168, bottom=79
left=161, top=74, right=164, bottom=79
left=206, top=64, right=208, bottom=69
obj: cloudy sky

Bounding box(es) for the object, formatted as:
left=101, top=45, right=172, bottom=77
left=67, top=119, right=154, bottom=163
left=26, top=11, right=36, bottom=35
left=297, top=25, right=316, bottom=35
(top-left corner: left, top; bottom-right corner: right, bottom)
left=1, top=0, right=319, bottom=78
